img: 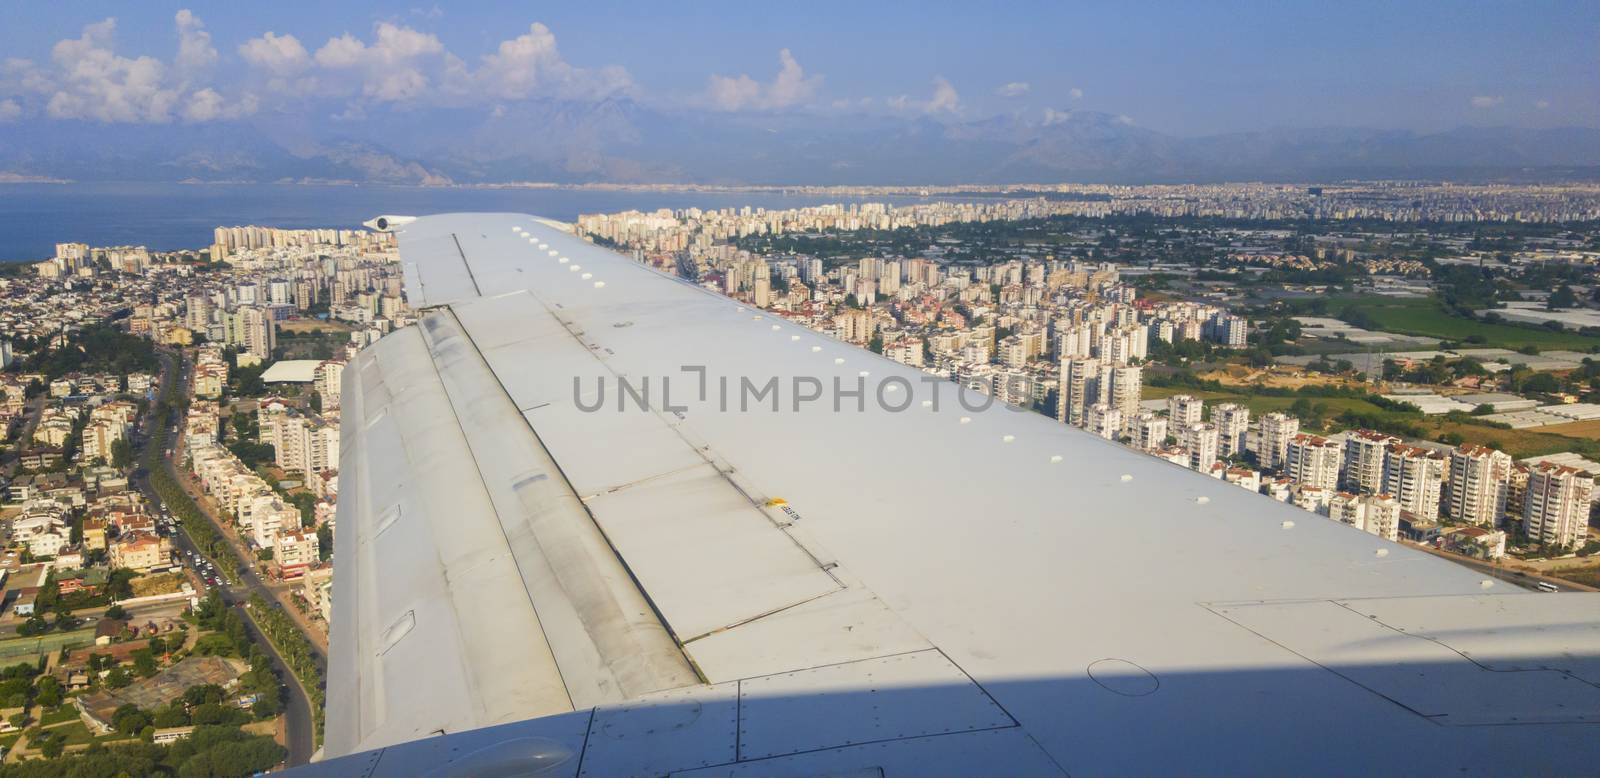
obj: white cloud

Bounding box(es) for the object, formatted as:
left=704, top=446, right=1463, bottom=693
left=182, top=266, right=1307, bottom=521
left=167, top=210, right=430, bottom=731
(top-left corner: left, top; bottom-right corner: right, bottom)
left=238, top=20, right=631, bottom=109
left=476, top=22, right=632, bottom=100
left=1042, top=108, right=1073, bottom=126
left=45, top=18, right=179, bottom=122
left=1, top=57, right=52, bottom=96
left=1470, top=95, right=1503, bottom=108
left=239, top=32, right=311, bottom=76
left=889, top=77, right=960, bottom=115
left=0, top=13, right=253, bottom=124
left=706, top=49, right=821, bottom=111
left=0, top=99, right=19, bottom=122
left=1069, top=87, right=1084, bottom=99
left=1535, top=99, right=1550, bottom=110
left=996, top=81, right=1029, bottom=98
left=183, top=87, right=257, bottom=121
left=174, top=9, right=218, bottom=79
left=928, top=77, right=960, bottom=113
left=305, top=23, right=447, bottom=103
left=889, top=77, right=960, bottom=116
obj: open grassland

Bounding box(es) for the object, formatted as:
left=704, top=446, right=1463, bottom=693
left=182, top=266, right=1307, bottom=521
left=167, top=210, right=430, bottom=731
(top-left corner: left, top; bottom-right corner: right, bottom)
left=1528, top=419, right=1600, bottom=440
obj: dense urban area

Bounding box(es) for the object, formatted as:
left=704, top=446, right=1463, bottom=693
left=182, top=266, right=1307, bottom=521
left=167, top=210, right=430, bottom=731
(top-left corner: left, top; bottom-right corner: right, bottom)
left=0, top=179, right=1598, bottom=772
left=0, top=223, right=400, bottom=774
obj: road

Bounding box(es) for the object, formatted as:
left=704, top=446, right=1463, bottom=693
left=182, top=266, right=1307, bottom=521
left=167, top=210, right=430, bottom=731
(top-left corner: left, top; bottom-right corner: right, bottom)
left=134, top=349, right=319, bottom=766
left=237, top=599, right=316, bottom=765
left=1, top=395, right=47, bottom=479
left=1411, top=542, right=1594, bottom=593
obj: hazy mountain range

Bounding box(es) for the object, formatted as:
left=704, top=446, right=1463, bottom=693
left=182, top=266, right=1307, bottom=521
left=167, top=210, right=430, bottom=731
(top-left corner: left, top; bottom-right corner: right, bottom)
left=1, top=101, right=1596, bottom=186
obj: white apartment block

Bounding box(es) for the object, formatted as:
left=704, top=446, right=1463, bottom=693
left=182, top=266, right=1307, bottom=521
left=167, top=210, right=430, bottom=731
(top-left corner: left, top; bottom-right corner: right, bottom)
left=1329, top=492, right=1401, bottom=542
left=251, top=498, right=302, bottom=549
left=1131, top=412, right=1168, bottom=452
left=1255, top=412, right=1299, bottom=470
left=259, top=402, right=340, bottom=475
left=1343, top=430, right=1400, bottom=495
left=313, top=359, right=346, bottom=409
left=1086, top=403, right=1121, bottom=440
left=1287, top=433, right=1343, bottom=492
left=1167, top=394, right=1204, bottom=435
left=1186, top=422, right=1220, bottom=473
left=1382, top=444, right=1446, bottom=521
left=1107, top=365, right=1143, bottom=431
left=1213, top=403, right=1250, bottom=459
left=1058, top=358, right=1105, bottom=425
left=1522, top=463, right=1594, bottom=549
left=1447, top=444, right=1513, bottom=527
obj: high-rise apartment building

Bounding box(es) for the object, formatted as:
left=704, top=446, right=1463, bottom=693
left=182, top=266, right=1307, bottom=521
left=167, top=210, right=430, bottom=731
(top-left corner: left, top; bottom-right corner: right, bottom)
left=1287, top=433, right=1343, bottom=491
left=1086, top=403, right=1122, bottom=440
left=1213, top=403, right=1250, bottom=458
left=1107, top=365, right=1143, bottom=432
left=1255, top=412, right=1300, bottom=470
left=1058, top=358, right=1105, bottom=426
left=1446, top=444, right=1513, bottom=527
left=1167, top=394, right=1204, bottom=435
left=1131, top=412, right=1168, bottom=452
left=1522, top=463, right=1594, bottom=549
left=1382, top=444, right=1447, bottom=521
left=1343, top=430, right=1400, bottom=495
left=1186, top=422, right=1220, bottom=473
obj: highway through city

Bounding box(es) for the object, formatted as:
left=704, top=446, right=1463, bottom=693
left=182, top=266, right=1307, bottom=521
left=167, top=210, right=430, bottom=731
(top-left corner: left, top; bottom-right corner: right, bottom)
left=132, top=349, right=319, bottom=766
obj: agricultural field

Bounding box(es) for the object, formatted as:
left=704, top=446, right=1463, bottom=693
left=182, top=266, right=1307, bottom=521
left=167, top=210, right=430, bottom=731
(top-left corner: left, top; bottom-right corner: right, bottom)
left=1333, top=296, right=1600, bottom=351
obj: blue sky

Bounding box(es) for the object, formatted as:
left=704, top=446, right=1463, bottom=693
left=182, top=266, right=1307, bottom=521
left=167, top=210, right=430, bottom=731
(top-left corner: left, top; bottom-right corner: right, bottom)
left=0, top=0, right=1594, bottom=135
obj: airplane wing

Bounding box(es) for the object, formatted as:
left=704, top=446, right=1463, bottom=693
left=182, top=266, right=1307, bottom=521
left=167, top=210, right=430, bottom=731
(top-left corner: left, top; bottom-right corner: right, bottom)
left=306, top=212, right=1600, bottom=776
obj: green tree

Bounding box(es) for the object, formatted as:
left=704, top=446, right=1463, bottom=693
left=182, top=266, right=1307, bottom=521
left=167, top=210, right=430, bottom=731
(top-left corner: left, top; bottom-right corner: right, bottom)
left=153, top=704, right=190, bottom=728
left=132, top=648, right=157, bottom=678
left=184, top=684, right=226, bottom=707
left=34, top=675, right=61, bottom=709
left=113, top=703, right=151, bottom=735
left=111, top=437, right=134, bottom=469
left=1549, top=284, right=1578, bottom=310
left=1522, top=372, right=1560, bottom=393
left=106, top=666, right=132, bottom=689
left=251, top=694, right=281, bottom=719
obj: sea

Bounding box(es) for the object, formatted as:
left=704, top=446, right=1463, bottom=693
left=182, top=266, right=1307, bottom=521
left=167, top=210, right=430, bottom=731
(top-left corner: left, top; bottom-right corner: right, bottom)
left=0, top=182, right=958, bottom=262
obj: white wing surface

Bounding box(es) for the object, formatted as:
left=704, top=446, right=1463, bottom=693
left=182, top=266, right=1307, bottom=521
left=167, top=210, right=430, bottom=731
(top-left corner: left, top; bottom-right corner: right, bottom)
left=310, top=212, right=1600, bottom=776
